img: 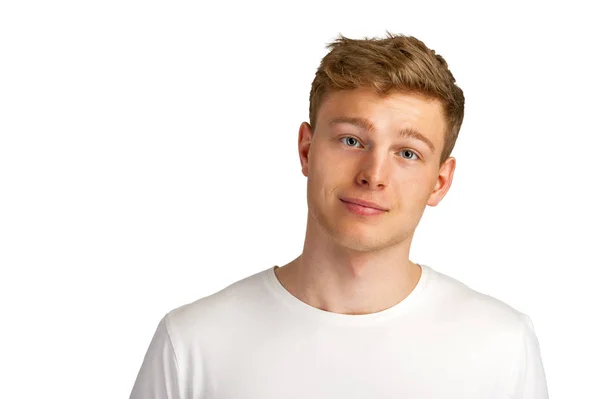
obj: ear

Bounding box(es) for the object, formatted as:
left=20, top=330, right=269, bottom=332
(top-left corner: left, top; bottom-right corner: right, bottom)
left=427, top=156, right=456, bottom=206
left=298, top=122, right=314, bottom=177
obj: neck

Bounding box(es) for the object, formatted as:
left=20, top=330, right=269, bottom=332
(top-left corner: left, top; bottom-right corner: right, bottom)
left=274, top=217, right=422, bottom=315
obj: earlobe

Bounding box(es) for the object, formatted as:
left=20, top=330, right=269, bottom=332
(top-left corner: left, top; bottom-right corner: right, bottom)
left=427, top=157, right=456, bottom=207
left=298, top=122, right=313, bottom=177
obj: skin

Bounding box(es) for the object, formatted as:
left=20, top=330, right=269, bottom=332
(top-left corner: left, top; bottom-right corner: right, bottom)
left=274, top=87, right=456, bottom=315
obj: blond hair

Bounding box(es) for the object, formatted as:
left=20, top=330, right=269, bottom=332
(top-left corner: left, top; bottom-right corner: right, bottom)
left=309, top=32, right=465, bottom=164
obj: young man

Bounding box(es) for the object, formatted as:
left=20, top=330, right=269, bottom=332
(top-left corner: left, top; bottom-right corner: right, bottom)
left=130, top=33, right=549, bottom=398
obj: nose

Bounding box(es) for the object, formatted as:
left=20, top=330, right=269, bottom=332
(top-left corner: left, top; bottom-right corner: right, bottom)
left=355, top=150, right=389, bottom=189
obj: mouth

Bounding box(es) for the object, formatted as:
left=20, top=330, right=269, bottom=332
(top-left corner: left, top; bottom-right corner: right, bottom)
left=339, top=197, right=388, bottom=211
left=340, top=198, right=387, bottom=216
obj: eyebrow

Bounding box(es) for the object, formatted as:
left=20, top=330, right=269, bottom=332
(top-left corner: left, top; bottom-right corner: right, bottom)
left=328, top=116, right=436, bottom=154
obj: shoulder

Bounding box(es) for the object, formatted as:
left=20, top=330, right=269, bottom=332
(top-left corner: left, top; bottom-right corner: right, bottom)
left=423, top=265, right=530, bottom=333
left=163, top=267, right=271, bottom=341
left=423, top=266, right=548, bottom=395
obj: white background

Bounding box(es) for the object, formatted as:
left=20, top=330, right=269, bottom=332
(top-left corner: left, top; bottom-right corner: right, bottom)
left=1, top=0, right=598, bottom=397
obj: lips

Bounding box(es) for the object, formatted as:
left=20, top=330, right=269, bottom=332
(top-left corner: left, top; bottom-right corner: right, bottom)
left=340, top=197, right=388, bottom=211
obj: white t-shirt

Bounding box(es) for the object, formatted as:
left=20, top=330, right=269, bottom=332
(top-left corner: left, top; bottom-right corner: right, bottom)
left=130, top=264, right=549, bottom=398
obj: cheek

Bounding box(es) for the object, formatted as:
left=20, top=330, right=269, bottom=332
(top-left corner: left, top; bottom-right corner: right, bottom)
left=394, top=171, right=434, bottom=204
left=311, top=149, right=349, bottom=185
left=306, top=156, right=338, bottom=202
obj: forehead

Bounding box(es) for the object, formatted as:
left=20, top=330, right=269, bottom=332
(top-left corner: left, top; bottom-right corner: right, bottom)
left=317, top=88, right=446, bottom=140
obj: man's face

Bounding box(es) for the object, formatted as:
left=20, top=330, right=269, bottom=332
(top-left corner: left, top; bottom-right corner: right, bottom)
left=299, top=87, right=455, bottom=253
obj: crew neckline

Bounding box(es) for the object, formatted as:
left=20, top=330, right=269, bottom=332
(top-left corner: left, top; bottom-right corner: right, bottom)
left=263, top=263, right=432, bottom=326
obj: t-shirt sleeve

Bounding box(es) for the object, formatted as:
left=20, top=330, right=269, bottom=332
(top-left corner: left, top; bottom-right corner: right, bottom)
left=130, top=314, right=182, bottom=399
left=515, top=314, right=549, bottom=398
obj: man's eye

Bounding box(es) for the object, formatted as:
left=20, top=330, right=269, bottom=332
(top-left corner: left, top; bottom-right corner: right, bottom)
left=340, top=137, right=362, bottom=147
left=341, top=138, right=419, bottom=161
left=399, top=149, right=419, bottom=160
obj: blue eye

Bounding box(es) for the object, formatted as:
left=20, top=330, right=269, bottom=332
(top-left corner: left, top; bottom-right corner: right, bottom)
left=340, top=137, right=419, bottom=160
left=340, top=137, right=361, bottom=147
left=400, top=149, right=419, bottom=160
